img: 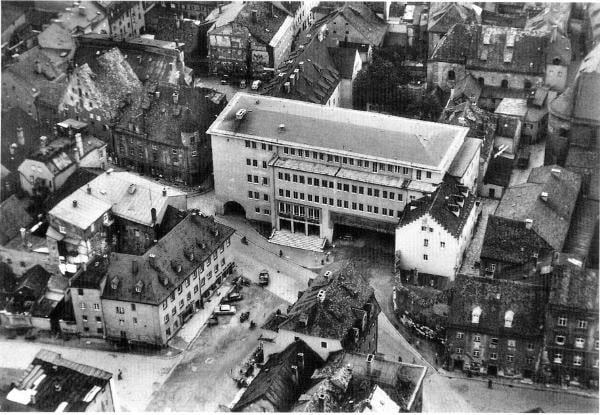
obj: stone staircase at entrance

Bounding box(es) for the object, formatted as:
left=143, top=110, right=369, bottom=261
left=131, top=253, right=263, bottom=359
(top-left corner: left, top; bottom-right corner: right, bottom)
left=268, top=230, right=326, bottom=253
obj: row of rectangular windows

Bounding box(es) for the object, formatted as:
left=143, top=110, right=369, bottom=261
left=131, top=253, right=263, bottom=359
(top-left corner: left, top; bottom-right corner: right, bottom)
left=248, top=191, right=269, bottom=201
left=278, top=190, right=402, bottom=218
left=247, top=174, right=269, bottom=185
left=277, top=173, right=411, bottom=201
left=244, top=139, right=432, bottom=179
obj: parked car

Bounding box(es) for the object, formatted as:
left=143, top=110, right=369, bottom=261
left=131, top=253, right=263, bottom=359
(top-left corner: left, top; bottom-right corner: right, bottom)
left=223, top=292, right=244, bottom=303
left=216, top=304, right=236, bottom=315
left=240, top=311, right=250, bottom=322
left=251, top=80, right=261, bottom=90
left=258, top=269, right=269, bottom=285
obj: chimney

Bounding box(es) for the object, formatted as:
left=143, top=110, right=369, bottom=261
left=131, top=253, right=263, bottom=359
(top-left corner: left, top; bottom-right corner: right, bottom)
left=318, top=394, right=326, bottom=412
left=289, top=74, right=296, bottom=87
left=551, top=167, right=561, bottom=177
left=540, top=191, right=548, bottom=202
left=151, top=208, right=157, bottom=224
left=291, top=365, right=299, bottom=386
left=34, top=59, right=42, bottom=74
left=218, top=4, right=223, bottom=14
left=162, top=187, right=167, bottom=197
left=366, top=354, right=374, bottom=375
left=78, top=5, right=86, bottom=16
left=297, top=352, right=305, bottom=372
left=251, top=9, right=258, bottom=23
left=525, top=218, right=533, bottom=230
left=284, top=81, right=291, bottom=93
left=175, top=14, right=181, bottom=29
left=9, top=143, right=17, bottom=155
left=17, top=126, right=25, bottom=146
left=75, top=132, right=84, bottom=158
left=172, top=91, right=179, bottom=105
left=20, top=227, right=27, bottom=246
left=86, top=184, right=91, bottom=194
left=73, top=147, right=80, bottom=164
left=149, top=253, right=156, bottom=268
left=132, top=260, right=138, bottom=275
left=40, top=135, right=48, bottom=148
left=73, top=200, right=78, bottom=208
left=298, top=61, right=304, bottom=72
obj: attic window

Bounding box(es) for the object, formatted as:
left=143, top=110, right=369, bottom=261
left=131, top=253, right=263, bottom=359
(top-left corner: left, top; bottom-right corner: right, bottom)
left=135, top=280, right=144, bottom=293
left=472, top=306, right=482, bottom=324
left=110, top=277, right=119, bottom=290
left=504, top=310, right=514, bottom=328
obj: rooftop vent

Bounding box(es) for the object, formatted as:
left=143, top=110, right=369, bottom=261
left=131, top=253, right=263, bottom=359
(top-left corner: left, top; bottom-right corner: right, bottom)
left=540, top=191, right=548, bottom=202
left=128, top=184, right=137, bottom=194
left=525, top=218, right=533, bottom=229
left=278, top=124, right=286, bottom=132
left=149, top=253, right=157, bottom=269
left=162, top=188, right=167, bottom=197
left=236, top=108, right=247, bottom=120
left=366, top=354, right=375, bottom=364
left=551, top=167, right=561, bottom=176
left=72, top=200, right=78, bottom=208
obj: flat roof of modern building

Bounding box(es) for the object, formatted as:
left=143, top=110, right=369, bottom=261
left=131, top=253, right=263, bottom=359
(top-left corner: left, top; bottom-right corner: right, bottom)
left=208, top=93, right=469, bottom=170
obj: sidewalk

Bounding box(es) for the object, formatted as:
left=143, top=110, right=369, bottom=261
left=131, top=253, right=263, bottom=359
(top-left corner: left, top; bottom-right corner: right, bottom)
left=438, top=367, right=599, bottom=400
left=169, top=279, right=236, bottom=351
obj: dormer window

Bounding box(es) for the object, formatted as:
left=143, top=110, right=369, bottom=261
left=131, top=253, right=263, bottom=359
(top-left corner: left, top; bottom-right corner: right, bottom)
left=504, top=310, right=514, bottom=328
left=472, top=306, right=482, bottom=324
left=110, top=277, right=119, bottom=290
left=135, top=281, right=144, bottom=293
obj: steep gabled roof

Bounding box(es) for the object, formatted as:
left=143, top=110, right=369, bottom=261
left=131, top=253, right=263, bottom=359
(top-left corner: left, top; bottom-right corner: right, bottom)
left=428, top=3, right=479, bottom=33
left=449, top=274, right=546, bottom=337
left=0, top=195, right=33, bottom=245
left=234, top=2, right=292, bottom=45
left=429, top=23, right=477, bottom=63
left=262, top=35, right=341, bottom=105
left=277, top=264, right=376, bottom=340
left=233, top=340, right=324, bottom=412
left=337, top=2, right=387, bottom=46
left=399, top=177, right=475, bottom=239
left=101, top=214, right=234, bottom=305
left=549, top=256, right=598, bottom=312
left=15, top=265, right=52, bottom=299
left=483, top=155, right=512, bottom=187
left=494, top=165, right=581, bottom=251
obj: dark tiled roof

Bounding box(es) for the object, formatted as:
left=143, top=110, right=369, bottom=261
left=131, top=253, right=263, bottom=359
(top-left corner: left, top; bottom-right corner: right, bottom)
left=549, top=257, right=599, bottom=311
left=440, top=100, right=496, bottom=159
left=481, top=10, right=526, bottom=28
left=0, top=195, right=33, bottom=245
left=466, top=25, right=548, bottom=75
left=494, top=165, right=581, bottom=251
left=430, top=23, right=477, bottom=63
left=11, top=349, right=111, bottom=412
left=562, top=199, right=599, bottom=260
left=43, top=168, right=98, bottom=211
left=233, top=340, right=324, bottom=412
left=15, top=265, right=51, bottom=299
left=327, top=47, right=358, bottom=79
left=235, top=2, right=292, bottom=45
left=449, top=274, right=546, bottom=337
left=102, top=214, right=235, bottom=305
left=0, top=107, right=40, bottom=171
left=156, top=205, right=188, bottom=240
left=428, top=3, right=479, bottom=34
left=153, top=14, right=200, bottom=56
left=448, top=137, right=481, bottom=178
left=277, top=264, right=377, bottom=339
left=565, top=146, right=599, bottom=201
left=74, top=34, right=189, bottom=86
left=70, top=257, right=110, bottom=290
left=483, top=155, right=512, bottom=187
left=400, top=177, right=476, bottom=239
left=0, top=262, right=17, bottom=294
left=263, top=36, right=341, bottom=105
left=116, top=84, right=224, bottom=146
left=335, top=2, right=387, bottom=46
left=480, top=216, right=552, bottom=264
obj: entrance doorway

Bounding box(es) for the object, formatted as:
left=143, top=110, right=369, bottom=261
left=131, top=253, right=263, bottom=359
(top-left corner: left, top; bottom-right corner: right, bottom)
left=224, top=201, right=246, bottom=216
left=307, top=224, right=320, bottom=236
left=279, top=218, right=291, bottom=231
left=293, top=221, right=306, bottom=234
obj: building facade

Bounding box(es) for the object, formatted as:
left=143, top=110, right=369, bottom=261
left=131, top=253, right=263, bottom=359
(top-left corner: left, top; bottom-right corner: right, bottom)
left=446, top=275, right=546, bottom=380
left=101, top=214, right=235, bottom=347
left=68, top=258, right=109, bottom=338
left=543, top=255, right=599, bottom=387
left=208, top=93, right=469, bottom=243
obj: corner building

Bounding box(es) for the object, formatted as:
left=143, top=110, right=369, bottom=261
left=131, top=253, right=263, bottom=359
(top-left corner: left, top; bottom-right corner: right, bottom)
left=208, top=93, right=469, bottom=242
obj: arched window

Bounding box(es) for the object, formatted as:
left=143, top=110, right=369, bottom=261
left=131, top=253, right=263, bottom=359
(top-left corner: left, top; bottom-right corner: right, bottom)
left=504, top=310, right=514, bottom=328
left=447, top=69, right=456, bottom=81
left=478, top=77, right=484, bottom=86
left=472, top=306, right=482, bottom=324
left=501, top=79, right=509, bottom=89
left=524, top=80, right=532, bottom=89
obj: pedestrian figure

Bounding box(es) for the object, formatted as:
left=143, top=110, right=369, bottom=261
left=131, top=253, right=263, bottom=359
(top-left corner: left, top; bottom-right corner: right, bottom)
left=279, top=250, right=283, bottom=257
left=488, top=379, right=493, bottom=389
left=117, top=369, right=123, bottom=380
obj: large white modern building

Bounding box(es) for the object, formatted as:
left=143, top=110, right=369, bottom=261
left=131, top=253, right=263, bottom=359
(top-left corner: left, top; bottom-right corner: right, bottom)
left=207, top=93, right=471, bottom=244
